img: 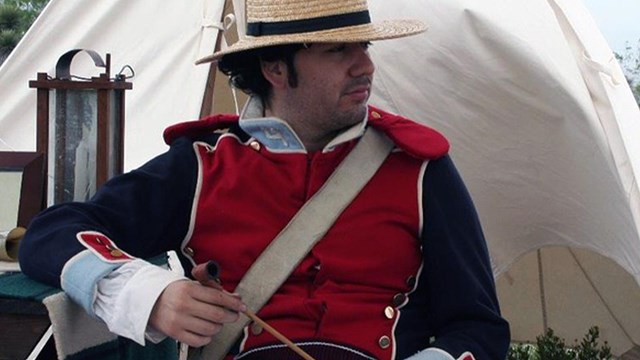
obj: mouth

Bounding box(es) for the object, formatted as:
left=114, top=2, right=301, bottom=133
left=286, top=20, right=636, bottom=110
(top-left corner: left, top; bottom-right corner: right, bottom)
left=346, top=87, right=369, bottom=98
left=343, top=81, right=371, bottom=102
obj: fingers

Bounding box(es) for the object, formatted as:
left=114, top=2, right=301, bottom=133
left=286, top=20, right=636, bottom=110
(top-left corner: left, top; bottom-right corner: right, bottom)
left=161, top=313, right=223, bottom=347
left=149, top=280, right=247, bottom=347
left=191, top=284, right=247, bottom=314
left=188, top=296, right=242, bottom=324
left=175, top=330, right=213, bottom=348
left=169, top=313, right=227, bottom=347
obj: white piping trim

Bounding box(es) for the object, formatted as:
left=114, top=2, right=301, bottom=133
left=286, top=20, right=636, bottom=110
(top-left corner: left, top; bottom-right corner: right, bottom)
left=391, top=309, right=400, bottom=360
left=393, top=253, right=425, bottom=359
left=180, top=142, right=206, bottom=265
left=393, top=160, right=429, bottom=359
left=457, top=351, right=475, bottom=360
left=238, top=324, right=250, bottom=355
left=179, top=133, right=266, bottom=265
left=213, top=132, right=255, bottom=149
left=417, top=160, right=429, bottom=237
left=235, top=341, right=376, bottom=359
left=408, top=261, right=424, bottom=296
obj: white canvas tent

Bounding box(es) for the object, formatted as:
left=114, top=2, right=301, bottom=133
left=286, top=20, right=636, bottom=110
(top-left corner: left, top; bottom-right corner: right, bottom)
left=0, top=0, right=224, bottom=165
left=364, top=1, right=640, bottom=355
left=1, top=0, right=639, bottom=357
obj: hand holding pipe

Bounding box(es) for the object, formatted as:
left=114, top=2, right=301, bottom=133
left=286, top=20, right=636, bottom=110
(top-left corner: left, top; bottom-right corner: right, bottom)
left=191, top=261, right=316, bottom=360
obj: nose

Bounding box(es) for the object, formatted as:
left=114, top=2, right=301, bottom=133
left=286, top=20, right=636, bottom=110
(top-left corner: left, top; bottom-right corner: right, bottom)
left=348, top=44, right=375, bottom=78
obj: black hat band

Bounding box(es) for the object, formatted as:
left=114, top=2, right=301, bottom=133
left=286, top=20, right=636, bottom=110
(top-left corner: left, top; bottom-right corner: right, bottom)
left=247, top=10, right=371, bottom=37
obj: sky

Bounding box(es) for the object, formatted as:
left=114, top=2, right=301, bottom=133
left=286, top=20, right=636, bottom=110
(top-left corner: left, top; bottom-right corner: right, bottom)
left=582, top=0, right=640, bottom=54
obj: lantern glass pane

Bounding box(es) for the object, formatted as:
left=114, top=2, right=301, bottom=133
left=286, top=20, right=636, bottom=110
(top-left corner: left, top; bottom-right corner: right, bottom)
left=48, top=89, right=98, bottom=205
left=108, top=90, right=123, bottom=179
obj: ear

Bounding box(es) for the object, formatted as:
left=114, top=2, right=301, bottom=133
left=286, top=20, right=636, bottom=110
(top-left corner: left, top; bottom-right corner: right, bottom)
left=260, top=60, right=289, bottom=89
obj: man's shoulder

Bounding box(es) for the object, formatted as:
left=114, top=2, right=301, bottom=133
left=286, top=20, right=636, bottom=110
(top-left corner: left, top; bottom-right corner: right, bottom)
left=367, top=106, right=450, bottom=159
left=162, top=114, right=240, bottom=145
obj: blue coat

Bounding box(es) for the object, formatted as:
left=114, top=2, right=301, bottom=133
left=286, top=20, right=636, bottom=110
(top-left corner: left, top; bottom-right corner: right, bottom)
left=20, top=106, right=509, bottom=360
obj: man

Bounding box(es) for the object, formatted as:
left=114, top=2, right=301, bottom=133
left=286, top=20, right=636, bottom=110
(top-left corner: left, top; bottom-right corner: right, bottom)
left=19, top=0, right=510, bottom=359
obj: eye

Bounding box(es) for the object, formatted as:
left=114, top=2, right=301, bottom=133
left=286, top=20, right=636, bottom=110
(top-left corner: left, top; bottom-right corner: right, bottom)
left=327, top=44, right=347, bottom=53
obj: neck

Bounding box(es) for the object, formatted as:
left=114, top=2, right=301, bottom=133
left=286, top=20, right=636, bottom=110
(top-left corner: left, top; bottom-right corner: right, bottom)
left=264, top=108, right=339, bottom=152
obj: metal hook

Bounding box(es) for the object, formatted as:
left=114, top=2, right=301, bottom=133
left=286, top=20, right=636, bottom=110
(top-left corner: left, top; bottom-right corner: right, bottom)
left=116, top=65, right=135, bottom=81
left=55, top=49, right=106, bottom=80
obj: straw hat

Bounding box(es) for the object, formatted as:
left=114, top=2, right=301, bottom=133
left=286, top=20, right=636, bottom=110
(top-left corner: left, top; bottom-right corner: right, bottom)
left=196, top=0, right=427, bottom=64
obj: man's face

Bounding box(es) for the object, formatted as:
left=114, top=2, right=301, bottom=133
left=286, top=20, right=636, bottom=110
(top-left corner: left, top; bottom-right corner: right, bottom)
left=284, top=42, right=375, bottom=134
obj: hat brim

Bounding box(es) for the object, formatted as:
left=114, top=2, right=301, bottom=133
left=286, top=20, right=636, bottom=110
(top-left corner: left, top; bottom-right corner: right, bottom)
left=196, top=19, right=427, bottom=65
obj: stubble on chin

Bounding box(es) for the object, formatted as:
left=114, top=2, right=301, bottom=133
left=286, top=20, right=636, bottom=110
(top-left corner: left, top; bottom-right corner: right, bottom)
left=331, top=102, right=368, bottom=131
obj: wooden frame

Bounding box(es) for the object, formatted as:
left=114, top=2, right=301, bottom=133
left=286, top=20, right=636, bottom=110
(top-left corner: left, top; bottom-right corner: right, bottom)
left=30, top=71, right=130, bottom=197
left=0, top=152, right=45, bottom=228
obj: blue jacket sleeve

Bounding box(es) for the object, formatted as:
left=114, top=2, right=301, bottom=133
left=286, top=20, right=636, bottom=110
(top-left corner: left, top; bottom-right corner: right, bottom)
left=418, top=155, right=510, bottom=359
left=18, top=136, right=199, bottom=289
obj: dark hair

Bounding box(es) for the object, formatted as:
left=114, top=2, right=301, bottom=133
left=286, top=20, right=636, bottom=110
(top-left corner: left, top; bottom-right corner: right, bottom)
left=217, top=44, right=306, bottom=101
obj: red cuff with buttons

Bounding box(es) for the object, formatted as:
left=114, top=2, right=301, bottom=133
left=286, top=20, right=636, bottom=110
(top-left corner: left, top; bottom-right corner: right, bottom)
left=76, top=231, right=134, bottom=263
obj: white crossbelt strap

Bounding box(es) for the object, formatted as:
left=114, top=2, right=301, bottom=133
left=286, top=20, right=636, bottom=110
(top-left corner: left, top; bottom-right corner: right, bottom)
left=196, top=127, right=394, bottom=360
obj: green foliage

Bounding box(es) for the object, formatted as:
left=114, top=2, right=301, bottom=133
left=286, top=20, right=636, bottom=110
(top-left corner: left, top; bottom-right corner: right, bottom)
left=0, top=5, right=23, bottom=30
left=507, top=343, right=536, bottom=360
left=616, top=39, right=640, bottom=106
left=508, top=327, right=613, bottom=360
left=0, top=28, right=20, bottom=47
left=575, top=327, right=613, bottom=360
left=535, top=328, right=575, bottom=360
left=0, top=0, right=48, bottom=56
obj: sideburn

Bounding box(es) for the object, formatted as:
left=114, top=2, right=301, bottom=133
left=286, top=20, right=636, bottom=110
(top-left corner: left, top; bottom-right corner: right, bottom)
left=285, top=53, right=299, bottom=88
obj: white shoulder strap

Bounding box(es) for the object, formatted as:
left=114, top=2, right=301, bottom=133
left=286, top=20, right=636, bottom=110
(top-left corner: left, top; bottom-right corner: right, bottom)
left=197, top=127, right=394, bottom=360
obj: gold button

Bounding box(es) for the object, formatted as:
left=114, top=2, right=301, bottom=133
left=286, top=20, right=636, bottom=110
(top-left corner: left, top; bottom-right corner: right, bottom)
left=378, top=335, right=391, bottom=349
left=384, top=306, right=395, bottom=319
left=371, top=111, right=381, bottom=119
left=250, top=322, right=263, bottom=335
left=184, top=247, right=195, bottom=257
left=392, top=293, right=407, bottom=307
left=250, top=141, right=261, bottom=151
left=406, top=276, right=416, bottom=288
left=110, top=249, right=124, bottom=258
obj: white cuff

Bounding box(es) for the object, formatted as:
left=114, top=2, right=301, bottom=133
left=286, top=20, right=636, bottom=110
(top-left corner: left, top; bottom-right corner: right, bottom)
left=406, top=349, right=475, bottom=360
left=93, top=259, right=186, bottom=345
left=405, top=348, right=455, bottom=360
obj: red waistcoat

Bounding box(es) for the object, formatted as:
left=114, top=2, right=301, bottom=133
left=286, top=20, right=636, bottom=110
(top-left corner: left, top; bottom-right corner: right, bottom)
left=167, top=107, right=449, bottom=359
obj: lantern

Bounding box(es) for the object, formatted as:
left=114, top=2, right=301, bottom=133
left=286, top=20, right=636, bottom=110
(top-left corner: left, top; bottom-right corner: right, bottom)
left=29, top=49, right=132, bottom=205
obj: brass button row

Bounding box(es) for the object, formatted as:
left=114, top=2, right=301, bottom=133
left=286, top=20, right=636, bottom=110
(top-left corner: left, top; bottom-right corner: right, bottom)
left=250, top=319, right=392, bottom=350
left=184, top=247, right=195, bottom=257
left=384, top=292, right=409, bottom=319
left=378, top=335, right=391, bottom=349
left=377, top=285, right=414, bottom=350
left=250, top=322, right=263, bottom=336
left=393, top=293, right=407, bottom=307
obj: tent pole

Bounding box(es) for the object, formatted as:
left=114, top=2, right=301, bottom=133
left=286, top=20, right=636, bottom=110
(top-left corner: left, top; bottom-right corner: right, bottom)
left=537, top=249, right=549, bottom=331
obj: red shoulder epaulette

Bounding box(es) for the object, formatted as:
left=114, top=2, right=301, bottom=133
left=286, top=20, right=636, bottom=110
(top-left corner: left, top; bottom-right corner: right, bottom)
left=163, top=114, right=239, bottom=145
left=367, top=106, right=450, bottom=159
